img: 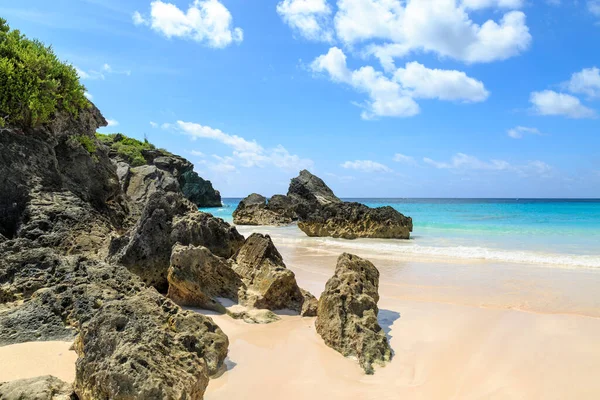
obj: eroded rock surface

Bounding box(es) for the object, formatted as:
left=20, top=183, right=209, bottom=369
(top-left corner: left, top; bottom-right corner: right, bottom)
left=232, top=170, right=412, bottom=239
left=233, top=233, right=313, bottom=314
left=0, top=375, right=73, bottom=400
left=298, top=202, right=413, bottom=239
left=109, top=191, right=244, bottom=291
left=316, top=253, right=392, bottom=374
left=74, top=289, right=228, bottom=400
left=167, top=244, right=243, bottom=312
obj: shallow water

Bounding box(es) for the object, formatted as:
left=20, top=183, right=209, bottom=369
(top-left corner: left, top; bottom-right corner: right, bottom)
left=201, top=198, right=600, bottom=269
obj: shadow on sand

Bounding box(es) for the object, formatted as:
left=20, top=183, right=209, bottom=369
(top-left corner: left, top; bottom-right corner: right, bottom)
left=378, top=309, right=401, bottom=345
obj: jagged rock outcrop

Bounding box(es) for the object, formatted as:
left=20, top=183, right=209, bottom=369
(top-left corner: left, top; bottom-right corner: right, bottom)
left=109, top=191, right=244, bottom=292
left=100, top=134, right=221, bottom=208
left=299, top=202, right=413, bottom=239
left=0, top=375, right=73, bottom=400
left=74, top=289, right=228, bottom=400
left=167, top=244, right=243, bottom=312
left=166, top=234, right=317, bottom=318
left=232, top=233, right=316, bottom=316
left=232, top=193, right=296, bottom=225
left=316, top=253, right=392, bottom=374
left=232, top=170, right=413, bottom=239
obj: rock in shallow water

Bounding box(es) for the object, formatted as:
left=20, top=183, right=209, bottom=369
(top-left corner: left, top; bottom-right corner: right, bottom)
left=316, top=253, right=392, bottom=374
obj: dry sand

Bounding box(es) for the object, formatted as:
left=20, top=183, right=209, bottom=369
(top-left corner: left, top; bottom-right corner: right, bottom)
left=0, top=341, right=77, bottom=383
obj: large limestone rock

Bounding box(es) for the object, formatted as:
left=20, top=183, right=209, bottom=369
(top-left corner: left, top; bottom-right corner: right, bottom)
left=74, top=289, right=228, bottom=400
left=233, top=170, right=413, bottom=239
left=0, top=375, right=73, bottom=400
left=298, top=202, right=413, bottom=239
left=103, top=136, right=222, bottom=208
left=167, top=244, right=243, bottom=312
left=109, top=191, right=244, bottom=291
left=232, top=233, right=316, bottom=315
left=316, top=253, right=392, bottom=374
left=232, top=193, right=295, bottom=225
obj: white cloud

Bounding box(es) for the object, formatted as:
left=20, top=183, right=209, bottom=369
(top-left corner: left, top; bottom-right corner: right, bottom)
left=134, top=0, right=243, bottom=48
left=276, top=0, right=333, bottom=41
left=176, top=121, right=313, bottom=172
left=150, top=121, right=158, bottom=128
left=161, top=123, right=172, bottom=130
left=589, top=0, right=600, bottom=17
left=393, top=153, right=416, bottom=164
left=565, top=67, right=600, bottom=99
left=335, top=0, right=531, bottom=68
left=461, top=0, right=523, bottom=10
left=424, top=153, right=511, bottom=170
left=106, top=119, right=119, bottom=127
left=84, top=92, right=93, bottom=100
left=423, top=153, right=552, bottom=176
left=507, top=126, right=541, bottom=139
left=76, top=64, right=130, bottom=80
left=190, top=150, right=205, bottom=157
left=394, top=61, right=489, bottom=102
left=530, top=90, right=596, bottom=119
left=310, top=47, right=488, bottom=118
left=341, top=160, right=393, bottom=173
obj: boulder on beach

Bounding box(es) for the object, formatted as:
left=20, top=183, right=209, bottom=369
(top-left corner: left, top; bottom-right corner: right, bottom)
left=232, top=233, right=316, bottom=315
left=167, top=243, right=244, bottom=312
left=74, top=289, right=228, bottom=400
left=232, top=193, right=295, bottom=225
left=316, top=253, right=392, bottom=374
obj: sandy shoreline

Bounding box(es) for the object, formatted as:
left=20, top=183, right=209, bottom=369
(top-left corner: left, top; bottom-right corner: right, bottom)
left=2, top=226, right=600, bottom=399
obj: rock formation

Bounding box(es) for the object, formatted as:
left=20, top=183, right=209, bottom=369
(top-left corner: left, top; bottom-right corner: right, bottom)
left=167, top=244, right=243, bottom=312
left=74, top=289, right=228, bottom=400
left=232, top=193, right=296, bottom=225
left=233, top=170, right=413, bottom=239
left=99, top=133, right=222, bottom=208
left=0, top=375, right=73, bottom=400
left=109, top=191, right=244, bottom=292
left=298, top=202, right=413, bottom=239
left=232, top=233, right=316, bottom=315
left=166, top=233, right=317, bottom=317
left=316, top=253, right=392, bottom=374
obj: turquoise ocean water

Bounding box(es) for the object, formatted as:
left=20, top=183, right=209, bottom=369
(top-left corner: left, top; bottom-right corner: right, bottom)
left=202, top=199, right=600, bottom=269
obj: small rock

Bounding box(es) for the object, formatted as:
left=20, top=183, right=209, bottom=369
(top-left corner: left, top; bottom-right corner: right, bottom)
left=0, top=375, right=74, bottom=400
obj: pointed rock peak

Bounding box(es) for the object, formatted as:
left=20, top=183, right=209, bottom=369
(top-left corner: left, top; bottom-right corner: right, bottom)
left=288, top=170, right=341, bottom=206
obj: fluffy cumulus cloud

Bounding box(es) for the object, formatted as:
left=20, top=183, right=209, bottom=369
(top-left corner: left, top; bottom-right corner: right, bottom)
left=394, top=62, right=489, bottom=102
left=176, top=121, right=313, bottom=172
left=133, top=0, right=243, bottom=48
left=310, top=47, right=488, bottom=118
left=333, top=0, right=531, bottom=68
left=106, top=119, right=119, bottom=127
left=277, top=0, right=334, bottom=41
left=530, top=90, right=596, bottom=119
left=507, top=126, right=541, bottom=139
left=565, top=67, right=600, bottom=99
left=423, top=153, right=552, bottom=176
left=341, top=160, right=393, bottom=172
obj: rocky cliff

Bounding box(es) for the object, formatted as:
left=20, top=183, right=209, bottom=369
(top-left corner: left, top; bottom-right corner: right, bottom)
left=233, top=170, right=413, bottom=239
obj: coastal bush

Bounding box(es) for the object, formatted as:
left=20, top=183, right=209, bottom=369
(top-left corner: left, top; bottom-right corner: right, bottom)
left=76, top=135, right=96, bottom=154
left=0, top=18, right=88, bottom=129
left=95, top=132, right=156, bottom=167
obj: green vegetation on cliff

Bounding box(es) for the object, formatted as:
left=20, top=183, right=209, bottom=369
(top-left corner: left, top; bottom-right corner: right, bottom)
left=0, top=18, right=88, bottom=129
left=95, top=133, right=156, bottom=167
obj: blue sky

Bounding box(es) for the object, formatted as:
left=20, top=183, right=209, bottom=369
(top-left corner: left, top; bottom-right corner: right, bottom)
left=3, top=0, right=600, bottom=197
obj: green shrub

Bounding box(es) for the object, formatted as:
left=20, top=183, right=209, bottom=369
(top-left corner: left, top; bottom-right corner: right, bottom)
left=95, top=132, right=156, bottom=167
left=0, top=18, right=88, bottom=129
left=76, top=135, right=96, bottom=153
